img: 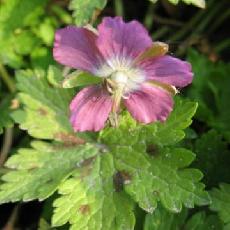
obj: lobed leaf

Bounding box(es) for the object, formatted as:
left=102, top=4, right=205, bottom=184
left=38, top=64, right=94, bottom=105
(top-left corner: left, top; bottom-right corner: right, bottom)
left=210, top=183, right=230, bottom=226
left=11, top=69, right=75, bottom=140
left=0, top=141, right=99, bottom=203
left=144, top=206, right=223, bottom=230
left=148, top=97, right=198, bottom=146
left=69, top=0, right=107, bottom=26
left=184, top=211, right=223, bottom=230
left=100, top=99, right=209, bottom=213
left=144, top=205, right=188, bottom=230
left=193, top=130, right=230, bottom=188
left=52, top=153, right=135, bottom=230
left=187, top=49, right=230, bottom=141
left=0, top=0, right=48, bottom=67
left=114, top=145, right=210, bottom=213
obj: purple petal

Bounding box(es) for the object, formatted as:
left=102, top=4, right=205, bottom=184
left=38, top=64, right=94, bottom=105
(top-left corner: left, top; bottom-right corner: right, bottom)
left=124, top=84, right=173, bottom=123
left=96, top=17, right=152, bottom=60
left=139, top=55, right=193, bottom=87
left=53, top=26, right=104, bottom=73
left=70, top=86, right=112, bottom=132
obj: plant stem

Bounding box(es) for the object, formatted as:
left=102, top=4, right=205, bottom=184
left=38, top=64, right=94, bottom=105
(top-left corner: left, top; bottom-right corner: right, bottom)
left=194, top=1, right=224, bottom=34
left=215, top=39, right=230, bottom=53
left=114, top=0, right=124, bottom=17
left=143, top=3, right=156, bottom=29
left=152, top=26, right=169, bottom=40
left=168, top=10, right=204, bottom=42
left=0, top=63, right=15, bottom=93
left=167, top=0, right=216, bottom=42
left=153, top=14, right=184, bottom=27
left=2, top=204, right=20, bottom=230
left=0, top=127, right=13, bottom=167
left=208, top=8, right=230, bottom=34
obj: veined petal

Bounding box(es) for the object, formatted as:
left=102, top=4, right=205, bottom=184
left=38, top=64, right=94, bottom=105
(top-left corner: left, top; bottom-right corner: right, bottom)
left=124, top=84, right=173, bottom=123
left=96, top=17, right=152, bottom=60
left=139, top=55, right=193, bottom=87
left=70, top=86, right=112, bottom=132
left=53, top=26, right=104, bottom=73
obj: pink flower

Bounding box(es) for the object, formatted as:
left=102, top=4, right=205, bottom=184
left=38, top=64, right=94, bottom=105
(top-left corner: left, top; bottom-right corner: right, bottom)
left=53, top=17, right=193, bottom=132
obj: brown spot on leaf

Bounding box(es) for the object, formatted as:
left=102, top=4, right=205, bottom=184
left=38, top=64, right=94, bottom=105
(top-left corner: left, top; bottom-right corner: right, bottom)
left=10, top=99, right=20, bottom=109
left=54, top=132, right=86, bottom=146
left=113, top=171, right=132, bottom=192
left=79, top=204, right=90, bottom=215
left=79, top=156, right=96, bottom=179
left=153, top=190, right=159, bottom=197
left=81, top=156, right=96, bottom=167
left=38, top=107, right=48, bottom=116
left=45, top=179, right=53, bottom=184
left=146, top=144, right=159, bottom=157
left=28, top=165, right=39, bottom=171
left=80, top=166, right=92, bottom=179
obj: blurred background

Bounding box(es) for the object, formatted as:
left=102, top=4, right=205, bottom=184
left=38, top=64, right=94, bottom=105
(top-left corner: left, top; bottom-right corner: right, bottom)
left=0, top=0, right=229, bottom=229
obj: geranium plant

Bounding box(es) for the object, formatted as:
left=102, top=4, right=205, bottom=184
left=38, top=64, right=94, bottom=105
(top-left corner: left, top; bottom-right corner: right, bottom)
left=0, top=0, right=229, bottom=229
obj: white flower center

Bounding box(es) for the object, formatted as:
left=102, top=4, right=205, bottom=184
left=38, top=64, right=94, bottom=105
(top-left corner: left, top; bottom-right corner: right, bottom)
left=111, top=71, right=128, bottom=85
left=95, top=56, right=145, bottom=94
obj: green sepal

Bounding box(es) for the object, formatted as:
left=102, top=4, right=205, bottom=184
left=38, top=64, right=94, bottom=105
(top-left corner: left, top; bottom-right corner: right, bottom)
left=62, top=70, right=102, bottom=88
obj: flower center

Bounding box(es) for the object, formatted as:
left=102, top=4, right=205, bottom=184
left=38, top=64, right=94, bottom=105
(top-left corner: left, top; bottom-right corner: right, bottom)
left=111, top=71, right=128, bottom=86
left=96, top=57, right=145, bottom=95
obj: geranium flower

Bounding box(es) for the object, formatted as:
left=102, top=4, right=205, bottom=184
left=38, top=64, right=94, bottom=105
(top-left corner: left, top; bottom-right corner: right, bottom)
left=53, top=17, right=193, bottom=132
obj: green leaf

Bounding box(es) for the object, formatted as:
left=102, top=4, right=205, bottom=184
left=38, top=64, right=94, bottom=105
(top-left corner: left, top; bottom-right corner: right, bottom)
left=187, top=49, right=230, bottom=141
left=51, top=5, right=72, bottom=24
left=0, top=141, right=99, bottom=203
left=0, top=0, right=48, bottom=67
left=13, top=30, right=39, bottom=55
left=193, top=130, right=230, bottom=188
left=69, top=0, right=107, bottom=26
left=184, top=211, right=223, bottom=230
left=114, top=145, right=210, bottom=213
left=144, top=205, right=188, bottom=230
left=30, top=47, right=55, bottom=70
left=62, top=71, right=102, bottom=88
left=144, top=206, right=223, bottom=230
left=38, top=218, right=55, bottom=230
left=0, top=96, right=13, bottom=134
left=52, top=153, right=135, bottom=229
left=11, top=69, right=75, bottom=140
left=100, top=97, right=198, bottom=147
left=210, top=183, right=230, bottom=225
left=100, top=99, right=210, bottom=213
left=146, top=97, right=198, bottom=146
left=35, top=18, right=56, bottom=46
left=47, top=65, right=63, bottom=87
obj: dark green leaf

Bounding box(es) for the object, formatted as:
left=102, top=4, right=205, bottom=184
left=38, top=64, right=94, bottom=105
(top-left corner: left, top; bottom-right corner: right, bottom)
left=210, top=183, right=230, bottom=226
